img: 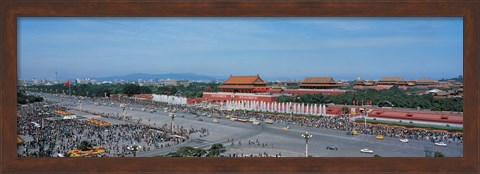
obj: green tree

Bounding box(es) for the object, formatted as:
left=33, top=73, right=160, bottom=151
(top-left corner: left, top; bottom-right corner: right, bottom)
left=164, top=146, right=206, bottom=157
left=207, top=143, right=226, bottom=157
left=434, top=151, right=444, bottom=157
left=78, top=140, right=93, bottom=151
left=342, top=107, right=349, bottom=114
left=164, top=152, right=182, bottom=157
left=178, top=146, right=207, bottom=157
left=123, top=84, right=141, bottom=96
left=17, top=90, right=43, bottom=104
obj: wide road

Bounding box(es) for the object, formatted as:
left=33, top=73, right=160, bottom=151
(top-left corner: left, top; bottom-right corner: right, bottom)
left=38, top=92, right=463, bottom=157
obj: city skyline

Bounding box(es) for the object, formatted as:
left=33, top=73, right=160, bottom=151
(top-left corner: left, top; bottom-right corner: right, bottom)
left=18, top=17, right=463, bottom=81
left=19, top=72, right=463, bottom=83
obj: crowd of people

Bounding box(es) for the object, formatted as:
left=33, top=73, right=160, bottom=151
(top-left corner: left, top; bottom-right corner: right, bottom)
left=17, top=102, right=205, bottom=157
left=225, top=138, right=282, bottom=157
left=172, top=102, right=463, bottom=145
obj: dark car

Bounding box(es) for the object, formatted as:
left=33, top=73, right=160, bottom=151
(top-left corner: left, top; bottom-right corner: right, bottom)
left=197, top=118, right=203, bottom=121
left=326, top=146, right=338, bottom=150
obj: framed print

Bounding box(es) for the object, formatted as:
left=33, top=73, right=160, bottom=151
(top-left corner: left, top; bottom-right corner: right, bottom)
left=1, top=0, right=479, bottom=173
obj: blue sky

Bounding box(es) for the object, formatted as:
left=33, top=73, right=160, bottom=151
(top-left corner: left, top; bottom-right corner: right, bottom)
left=18, top=17, right=463, bottom=81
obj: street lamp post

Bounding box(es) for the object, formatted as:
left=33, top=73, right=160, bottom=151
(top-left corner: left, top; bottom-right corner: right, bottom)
left=363, top=110, right=368, bottom=127
left=169, top=112, right=175, bottom=134
left=127, top=143, right=141, bottom=157
left=121, top=104, right=127, bottom=121
left=301, top=132, right=313, bottom=157
left=290, top=105, right=293, bottom=118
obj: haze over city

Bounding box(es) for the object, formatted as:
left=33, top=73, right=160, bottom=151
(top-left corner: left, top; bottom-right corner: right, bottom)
left=18, top=17, right=462, bottom=81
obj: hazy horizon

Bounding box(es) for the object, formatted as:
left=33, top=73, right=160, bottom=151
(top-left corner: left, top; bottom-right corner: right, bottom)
left=18, top=17, right=463, bottom=81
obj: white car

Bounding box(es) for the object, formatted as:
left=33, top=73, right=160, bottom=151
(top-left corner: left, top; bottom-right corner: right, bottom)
left=399, top=139, right=409, bottom=143
left=213, top=118, right=219, bottom=123
left=435, top=142, right=447, bottom=147
left=360, top=148, right=374, bottom=154
left=252, top=120, right=261, bottom=125
left=265, top=119, right=274, bottom=124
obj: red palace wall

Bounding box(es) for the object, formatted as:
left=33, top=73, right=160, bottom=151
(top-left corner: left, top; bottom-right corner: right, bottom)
left=336, top=105, right=463, bottom=124
left=202, top=93, right=233, bottom=102
left=233, top=95, right=277, bottom=103
left=202, top=93, right=278, bottom=103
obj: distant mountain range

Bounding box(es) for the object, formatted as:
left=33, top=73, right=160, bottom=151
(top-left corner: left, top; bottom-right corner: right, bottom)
left=38, top=72, right=462, bottom=82
left=94, top=73, right=222, bottom=81
left=439, top=75, right=463, bottom=83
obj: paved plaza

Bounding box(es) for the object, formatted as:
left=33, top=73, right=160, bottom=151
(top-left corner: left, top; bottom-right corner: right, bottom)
left=18, top=92, right=463, bottom=157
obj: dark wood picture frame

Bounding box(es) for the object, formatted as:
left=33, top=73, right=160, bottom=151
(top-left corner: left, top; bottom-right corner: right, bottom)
left=1, top=0, right=478, bottom=173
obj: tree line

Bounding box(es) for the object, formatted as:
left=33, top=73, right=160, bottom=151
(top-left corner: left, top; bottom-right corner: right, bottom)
left=277, top=87, right=463, bottom=112
left=22, top=82, right=220, bottom=98
left=163, top=143, right=226, bottom=157
left=17, top=90, right=43, bottom=104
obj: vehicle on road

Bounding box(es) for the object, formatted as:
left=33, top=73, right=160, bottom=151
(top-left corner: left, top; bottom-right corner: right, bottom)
left=346, top=131, right=358, bottom=136
left=399, top=138, right=409, bottom=143
left=237, top=118, right=249, bottom=122
left=225, top=115, right=231, bottom=119
left=197, top=118, right=203, bottom=121
left=265, top=119, right=274, bottom=124
left=282, top=126, right=290, bottom=131
left=376, top=135, right=384, bottom=140
left=213, top=118, right=219, bottom=123
left=230, top=117, right=237, bottom=121
left=326, top=146, right=338, bottom=150
left=141, top=108, right=146, bottom=112
left=360, top=148, right=374, bottom=154
left=252, top=120, right=260, bottom=125
left=435, top=142, right=447, bottom=147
